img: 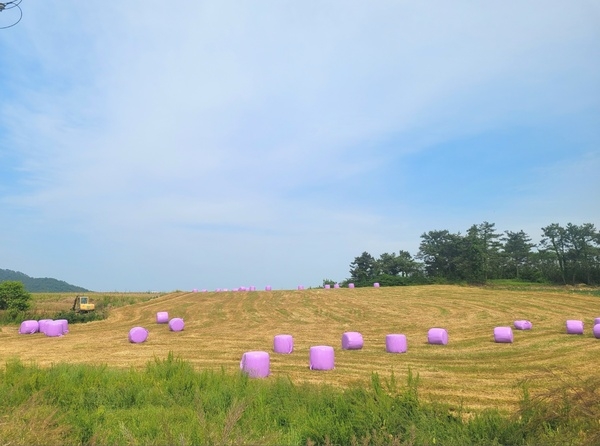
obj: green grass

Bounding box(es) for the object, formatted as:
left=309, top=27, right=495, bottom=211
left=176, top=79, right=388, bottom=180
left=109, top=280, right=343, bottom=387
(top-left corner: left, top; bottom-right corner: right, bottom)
left=1, top=353, right=599, bottom=445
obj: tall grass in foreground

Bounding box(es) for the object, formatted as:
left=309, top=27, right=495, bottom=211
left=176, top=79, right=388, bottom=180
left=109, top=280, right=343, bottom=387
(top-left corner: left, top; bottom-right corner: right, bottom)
left=0, top=354, right=599, bottom=445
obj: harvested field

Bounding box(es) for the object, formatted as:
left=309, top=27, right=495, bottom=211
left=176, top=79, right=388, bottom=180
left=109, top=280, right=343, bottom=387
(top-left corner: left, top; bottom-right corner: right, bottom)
left=1, top=285, right=599, bottom=412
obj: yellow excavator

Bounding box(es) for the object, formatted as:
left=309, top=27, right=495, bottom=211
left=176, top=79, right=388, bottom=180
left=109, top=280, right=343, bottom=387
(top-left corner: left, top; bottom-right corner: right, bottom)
left=72, top=295, right=95, bottom=313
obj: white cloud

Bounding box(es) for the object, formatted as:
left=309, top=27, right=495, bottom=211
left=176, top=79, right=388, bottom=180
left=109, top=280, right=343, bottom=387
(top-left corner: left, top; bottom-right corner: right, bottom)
left=1, top=1, right=598, bottom=289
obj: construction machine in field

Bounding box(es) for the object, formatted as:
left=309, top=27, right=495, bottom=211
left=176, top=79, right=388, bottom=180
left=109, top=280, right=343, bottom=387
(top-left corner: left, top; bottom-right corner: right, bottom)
left=72, top=295, right=95, bottom=313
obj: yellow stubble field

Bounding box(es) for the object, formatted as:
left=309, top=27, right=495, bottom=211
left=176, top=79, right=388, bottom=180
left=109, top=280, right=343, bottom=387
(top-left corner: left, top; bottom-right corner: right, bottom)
left=1, top=285, right=599, bottom=413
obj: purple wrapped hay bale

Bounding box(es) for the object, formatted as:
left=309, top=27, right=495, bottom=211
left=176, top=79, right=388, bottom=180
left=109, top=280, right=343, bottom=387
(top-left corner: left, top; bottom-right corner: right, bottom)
left=494, top=326, right=513, bottom=343
left=265, top=285, right=272, bottom=291
left=129, top=326, right=148, bottom=343
left=55, top=319, right=69, bottom=334
left=341, top=331, right=364, bottom=350
left=45, top=321, right=64, bottom=337
left=386, top=334, right=407, bottom=353
left=240, top=351, right=270, bottom=378
left=297, top=285, right=304, bottom=290
left=38, top=319, right=53, bottom=335
left=273, top=334, right=294, bottom=354
left=514, top=320, right=532, bottom=330
left=428, top=328, right=448, bottom=345
left=334, top=283, right=340, bottom=289
left=566, top=320, right=584, bottom=334
left=373, top=282, right=380, bottom=288
left=593, top=324, right=600, bottom=339
left=324, top=284, right=331, bottom=289
left=594, top=317, right=600, bottom=326
left=348, top=283, right=355, bottom=289
left=169, top=318, right=185, bottom=332
left=19, top=320, right=39, bottom=334
left=309, top=345, right=335, bottom=370
left=18, top=320, right=38, bottom=334
left=156, top=311, right=169, bottom=324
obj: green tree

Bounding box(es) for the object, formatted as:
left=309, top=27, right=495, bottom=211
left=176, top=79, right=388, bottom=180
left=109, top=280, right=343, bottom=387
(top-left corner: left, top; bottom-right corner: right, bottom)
left=467, top=222, right=502, bottom=281
left=540, top=223, right=600, bottom=285
left=565, top=223, right=599, bottom=284
left=0, top=281, right=31, bottom=311
left=417, top=230, right=463, bottom=281
left=349, top=252, right=377, bottom=285
left=502, top=230, right=535, bottom=280
left=540, top=223, right=570, bottom=284
left=377, top=252, right=400, bottom=276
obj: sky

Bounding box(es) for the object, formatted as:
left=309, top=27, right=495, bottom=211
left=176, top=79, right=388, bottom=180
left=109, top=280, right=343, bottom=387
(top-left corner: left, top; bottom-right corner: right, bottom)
left=1, top=1, right=599, bottom=291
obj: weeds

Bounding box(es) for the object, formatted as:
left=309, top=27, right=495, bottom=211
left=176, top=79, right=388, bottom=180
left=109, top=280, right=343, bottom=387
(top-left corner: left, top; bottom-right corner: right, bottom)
left=1, top=355, right=599, bottom=445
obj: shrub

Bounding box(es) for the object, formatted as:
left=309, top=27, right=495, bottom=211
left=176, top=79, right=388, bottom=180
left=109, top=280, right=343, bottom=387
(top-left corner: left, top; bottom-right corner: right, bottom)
left=0, top=280, right=31, bottom=311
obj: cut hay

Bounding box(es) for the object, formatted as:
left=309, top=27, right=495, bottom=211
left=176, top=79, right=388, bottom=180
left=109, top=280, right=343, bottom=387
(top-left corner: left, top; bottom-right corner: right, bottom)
left=128, top=327, right=148, bottom=343
left=168, top=318, right=185, bottom=332
left=273, top=334, right=294, bottom=354
left=494, top=326, right=513, bottom=343
left=514, top=320, right=532, bottom=330
left=385, top=334, right=407, bottom=353
left=566, top=320, right=584, bottom=335
left=341, top=331, right=363, bottom=350
left=18, top=320, right=39, bottom=334
left=309, top=345, right=334, bottom=371
left=156, top=312, right=169, bottom=324
left=428, top=328, right=448, bottom=345
left=240, top=351, right=270, bottom=378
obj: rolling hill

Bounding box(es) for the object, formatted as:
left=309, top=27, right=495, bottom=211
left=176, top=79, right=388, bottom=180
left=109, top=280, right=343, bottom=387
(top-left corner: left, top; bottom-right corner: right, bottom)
left=0, top=269, right=90, bottom=293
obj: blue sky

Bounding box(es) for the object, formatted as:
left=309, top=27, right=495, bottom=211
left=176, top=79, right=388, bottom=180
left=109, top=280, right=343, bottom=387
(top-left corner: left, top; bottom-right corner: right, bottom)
left=1, top=1, right=599, bottom=291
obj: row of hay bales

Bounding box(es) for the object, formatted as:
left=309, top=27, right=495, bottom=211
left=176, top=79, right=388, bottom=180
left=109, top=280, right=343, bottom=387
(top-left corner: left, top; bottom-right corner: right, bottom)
left=191, top=283, right=385, bottom=293
left=18, top=319, right=69, bottom=337
left=240, top=317, right=600, bottom=378
left=128, top=311, right=185, bottom=343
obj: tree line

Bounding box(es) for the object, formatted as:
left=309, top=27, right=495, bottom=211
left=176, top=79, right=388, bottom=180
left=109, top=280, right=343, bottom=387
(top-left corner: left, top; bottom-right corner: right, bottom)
left=340, top=222, right=600, bottom=287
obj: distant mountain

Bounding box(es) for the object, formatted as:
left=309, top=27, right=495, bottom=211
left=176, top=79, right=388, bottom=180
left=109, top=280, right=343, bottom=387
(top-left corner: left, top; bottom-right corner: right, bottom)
left=0, top=269, right=90, bottom=293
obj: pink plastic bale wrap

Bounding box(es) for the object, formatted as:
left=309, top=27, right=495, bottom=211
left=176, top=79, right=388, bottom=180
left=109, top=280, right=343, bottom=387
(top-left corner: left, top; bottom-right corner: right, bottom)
left=45, top=321, right=64, bottom=337
left=334, top=283, right=340, bottom=289
left=309, top=346, right=335, bottom=370
left=273, top=334, right=294, bottom=354
left=386, top=334, right=407, bottom=353
left=156, top=312, right=169, bottom=324
left=428, top=328, right=448, bottom=345
left=324, top=284, right=331, bottom=289
left=128, top=326, right=148, bottom=343
left=566, top=320, right=584, bottom=334
left=297, top=285, right=304, bottom=290
left=594, top=317, right=600, bottom=326
left=19, top=320, right=39, bottom=334
left=348, top=283, right=355, bottom=289
left=38, top=319, right=53, bottom=335
left=55, top=319, right=69, bottom=334
left=192, top=289, right=198, bottom=292
left=341, top=331, right=364, bottom=350
left=265, top=285, right=272, bottom=291
left=169, top=318, right=185, bottom=332
left=593, top=324, right=600, bottom=339
left=514, top=320, right=533, bottom=330
left=373, top=282, right=380, bottom=288
left=240, top=351, right=270, bottom=378
left=494, top=326, right=514, bottom=343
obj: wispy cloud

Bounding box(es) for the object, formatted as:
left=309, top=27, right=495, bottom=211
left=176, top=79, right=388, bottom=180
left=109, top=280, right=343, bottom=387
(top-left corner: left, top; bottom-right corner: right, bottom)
left=1, top=1, right=598, bottom=290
